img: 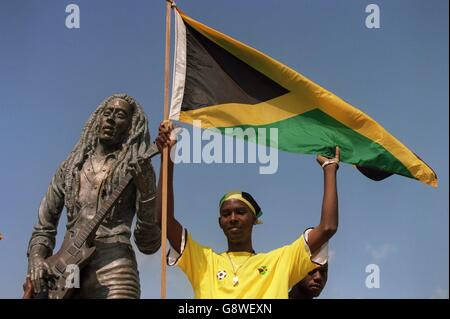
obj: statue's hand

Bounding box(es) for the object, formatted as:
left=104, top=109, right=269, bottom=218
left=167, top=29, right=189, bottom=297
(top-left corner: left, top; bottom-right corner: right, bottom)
left=29, top=256, right=50, bottom=294
left=128, top=158, right=155, bottom=199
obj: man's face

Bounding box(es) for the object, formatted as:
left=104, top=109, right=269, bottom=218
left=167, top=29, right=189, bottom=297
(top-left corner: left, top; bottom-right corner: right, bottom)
left=219, top=199, right=256, bottom=244
left=299, top=263, right=328, bottom=297
left=98, top=98, right=133, bottom=146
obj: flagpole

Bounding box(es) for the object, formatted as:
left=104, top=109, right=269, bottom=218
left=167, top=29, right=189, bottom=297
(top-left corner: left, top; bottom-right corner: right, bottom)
left=161, top=0, right=173, bottom=299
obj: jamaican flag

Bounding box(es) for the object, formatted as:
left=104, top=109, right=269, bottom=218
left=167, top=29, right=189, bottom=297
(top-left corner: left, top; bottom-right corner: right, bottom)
left=169, top=8, right=437, bottom=187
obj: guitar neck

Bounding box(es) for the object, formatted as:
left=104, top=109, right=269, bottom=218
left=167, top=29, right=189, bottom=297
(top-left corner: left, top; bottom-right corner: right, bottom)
left=74, top=174, right=133, bottom=248
left=72, top=144, right=160, bottom=248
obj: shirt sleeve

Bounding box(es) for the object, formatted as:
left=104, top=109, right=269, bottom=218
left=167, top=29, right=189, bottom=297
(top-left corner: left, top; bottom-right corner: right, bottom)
left=27, top=161, right=67, bottom=257
left=283, top=228, right=328, bottom=288
left=167, top=229, right=211, bottom=287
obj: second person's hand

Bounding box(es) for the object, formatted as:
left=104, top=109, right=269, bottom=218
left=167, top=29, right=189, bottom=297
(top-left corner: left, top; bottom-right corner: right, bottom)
left=156, top=120, right=177, bottom=153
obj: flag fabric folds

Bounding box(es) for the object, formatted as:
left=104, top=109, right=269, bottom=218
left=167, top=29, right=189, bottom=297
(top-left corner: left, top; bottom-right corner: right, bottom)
left=169, top=8, right=437, bottom=187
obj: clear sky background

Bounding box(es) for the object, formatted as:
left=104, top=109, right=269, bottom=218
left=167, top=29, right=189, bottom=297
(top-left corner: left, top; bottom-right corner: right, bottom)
left=0, top=0, right=448, bottom=299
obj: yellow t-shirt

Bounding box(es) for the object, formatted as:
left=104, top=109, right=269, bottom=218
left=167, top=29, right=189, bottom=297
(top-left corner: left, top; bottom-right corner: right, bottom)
left=173, top=230, right=319, bottom=299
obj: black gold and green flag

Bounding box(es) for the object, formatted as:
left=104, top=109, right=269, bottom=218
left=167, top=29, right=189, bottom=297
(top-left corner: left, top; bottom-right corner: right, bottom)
left=169, top=8, right=437, bottom=187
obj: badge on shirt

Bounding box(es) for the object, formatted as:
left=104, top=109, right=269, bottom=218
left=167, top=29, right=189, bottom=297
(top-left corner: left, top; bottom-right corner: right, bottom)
left=257, top=265, right=268, bottom=275
left=217, top=270, right=227, bottom=281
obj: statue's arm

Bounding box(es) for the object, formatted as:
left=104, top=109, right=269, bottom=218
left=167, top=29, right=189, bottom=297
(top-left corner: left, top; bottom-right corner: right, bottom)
left=27, top=161, right=66, bottom=259
left=27, top=161, right=66, bottom=293
left=133, top=161, right=161, bottom=255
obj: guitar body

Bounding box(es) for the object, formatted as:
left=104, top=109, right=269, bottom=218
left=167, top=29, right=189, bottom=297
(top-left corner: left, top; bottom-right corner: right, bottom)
left=45, top=228, right=96, bottom=299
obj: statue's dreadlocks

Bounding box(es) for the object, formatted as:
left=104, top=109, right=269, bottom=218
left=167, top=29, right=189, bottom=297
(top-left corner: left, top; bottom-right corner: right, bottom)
left=63, top=94, right=152, bottom=214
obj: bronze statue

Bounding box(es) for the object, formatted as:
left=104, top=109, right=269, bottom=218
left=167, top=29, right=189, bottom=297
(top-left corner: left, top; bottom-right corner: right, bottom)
left=26, top=94, right=161, bottom=299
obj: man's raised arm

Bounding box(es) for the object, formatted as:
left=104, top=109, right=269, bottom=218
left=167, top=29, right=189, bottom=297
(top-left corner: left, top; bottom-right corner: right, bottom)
left=155, top=121, right=183, bottom=253
left=306, top=147, right=340, bottom=254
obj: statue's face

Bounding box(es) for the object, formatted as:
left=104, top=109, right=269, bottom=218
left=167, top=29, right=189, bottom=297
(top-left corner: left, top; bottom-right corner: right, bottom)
left=98, top=98, right=133, bottom=146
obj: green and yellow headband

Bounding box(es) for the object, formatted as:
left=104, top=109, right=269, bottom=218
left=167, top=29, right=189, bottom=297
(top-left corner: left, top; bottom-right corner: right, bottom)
left=219, top=191, right=263, bottom=224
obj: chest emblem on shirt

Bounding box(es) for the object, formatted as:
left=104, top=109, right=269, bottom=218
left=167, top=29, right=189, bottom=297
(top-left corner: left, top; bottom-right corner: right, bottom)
left=217, top=270, right=227, bottom=280
left=257, top=265, right=268, bottom=275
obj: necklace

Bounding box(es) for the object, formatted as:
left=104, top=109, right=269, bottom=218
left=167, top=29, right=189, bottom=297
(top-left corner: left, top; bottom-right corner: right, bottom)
left=90, top=154, right=107, bottom=175
left=226, top=252, right=254, bottom=287
left=84, top=155, right=110, bottom=189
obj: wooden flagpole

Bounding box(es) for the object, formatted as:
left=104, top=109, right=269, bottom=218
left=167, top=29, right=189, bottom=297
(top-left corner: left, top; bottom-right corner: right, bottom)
left=161, top=0, right=173, bottom=299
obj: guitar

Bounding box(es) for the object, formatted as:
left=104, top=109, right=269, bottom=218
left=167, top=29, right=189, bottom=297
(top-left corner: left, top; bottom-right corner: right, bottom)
left=44, top=144, right=159, bottom=299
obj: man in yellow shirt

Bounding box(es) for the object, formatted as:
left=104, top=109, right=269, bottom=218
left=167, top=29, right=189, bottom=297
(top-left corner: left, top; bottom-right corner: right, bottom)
left=156, top=121, right=339, bottom=299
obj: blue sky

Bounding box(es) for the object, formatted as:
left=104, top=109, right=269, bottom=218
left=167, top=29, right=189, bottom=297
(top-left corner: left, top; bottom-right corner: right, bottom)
left=0, top=0, right=448, bottom=299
